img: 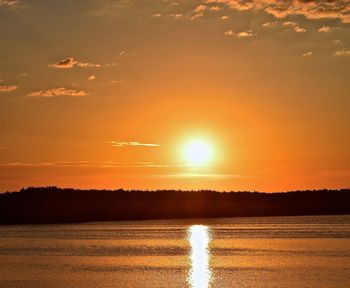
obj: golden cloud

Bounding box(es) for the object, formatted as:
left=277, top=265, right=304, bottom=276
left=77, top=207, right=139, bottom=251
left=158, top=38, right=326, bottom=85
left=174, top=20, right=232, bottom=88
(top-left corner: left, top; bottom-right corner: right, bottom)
left=50, top=57, right=100, bottom=69
left=27, top=88, right=88, bottom=97
left=0, top=85, right=18, bottom=92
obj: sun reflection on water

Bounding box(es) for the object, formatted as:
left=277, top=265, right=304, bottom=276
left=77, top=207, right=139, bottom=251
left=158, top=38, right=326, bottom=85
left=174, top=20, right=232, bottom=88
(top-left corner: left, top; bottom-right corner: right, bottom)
left=187, top=225, right=212, bottom=288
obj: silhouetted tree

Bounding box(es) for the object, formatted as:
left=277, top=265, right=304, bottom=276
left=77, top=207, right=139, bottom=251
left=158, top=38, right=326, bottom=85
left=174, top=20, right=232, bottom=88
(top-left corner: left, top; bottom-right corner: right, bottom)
left=0, top=187, right=349, bottom=224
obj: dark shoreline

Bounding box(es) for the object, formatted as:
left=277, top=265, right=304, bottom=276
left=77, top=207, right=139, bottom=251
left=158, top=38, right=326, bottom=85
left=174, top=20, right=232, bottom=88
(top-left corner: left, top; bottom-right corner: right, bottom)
left=1, top=187, right=349, bottom=224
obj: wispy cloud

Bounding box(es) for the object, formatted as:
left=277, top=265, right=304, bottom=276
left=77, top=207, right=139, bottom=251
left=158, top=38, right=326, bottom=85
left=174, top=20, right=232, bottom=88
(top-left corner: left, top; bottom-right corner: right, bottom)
left=224, top=30, right=235, bottom=36
left=224, top=29, right=254, bottom=38
left=0, top=161, right=174, bottom=168
left=0, top=162, right=56, bottom=167
left=283, top=21, right=297, bottom=27
left=77, top=62, right=101, bottom=68
left=190, top=3, right=224, bottom=20
left=0, top=0, right=18, bottom=7
left=50, top=58, right=76, bottom=69
left=49, top=57, right=101, bottom=69
left=236, top=29, right=254, bottom=38
left=205, top=0, right=350, bottom=23
left=294, top=26, right=306, bottom=33
left=109, top=141, right=162, bottom=147
left=191, top=4, right=207, bottom=20
left=205, top=0, right=252, bottom=11
left=262, top=21, right=278, bottom=28
left=318, top=25, right=331, bottom=32
left=110, top=80, right=125, bottom=85
left=335, top=49, right=350, bottom=57
left=27, top=88, right=88, bottom=98
left=302, top=51, right=313, bottom=57
left=262, top=21, right=307, bottom=32
left=209, top=6, right=222, bottom=11
left=169, top=13, right=184, bottom=19
left=0, top=85, right=17, bottom=92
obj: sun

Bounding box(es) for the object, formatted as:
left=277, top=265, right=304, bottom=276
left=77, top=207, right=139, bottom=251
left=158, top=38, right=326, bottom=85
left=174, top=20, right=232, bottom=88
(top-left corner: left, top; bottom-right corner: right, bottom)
left=183, top=140, right=213, bottom=166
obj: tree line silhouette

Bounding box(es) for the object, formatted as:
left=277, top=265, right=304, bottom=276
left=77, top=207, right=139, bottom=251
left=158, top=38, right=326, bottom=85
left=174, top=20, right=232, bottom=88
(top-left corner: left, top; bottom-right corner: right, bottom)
left=0, top=187, right=349, bottom=224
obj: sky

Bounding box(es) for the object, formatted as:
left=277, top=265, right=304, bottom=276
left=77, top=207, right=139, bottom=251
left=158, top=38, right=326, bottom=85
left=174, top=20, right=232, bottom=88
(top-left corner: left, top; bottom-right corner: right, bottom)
left=0, top=0, right=349, bottom=192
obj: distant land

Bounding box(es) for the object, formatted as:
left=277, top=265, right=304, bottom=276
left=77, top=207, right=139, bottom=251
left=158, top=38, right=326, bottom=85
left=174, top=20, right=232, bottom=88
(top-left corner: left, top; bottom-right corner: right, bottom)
left=0, top=187, right=349, bottom=224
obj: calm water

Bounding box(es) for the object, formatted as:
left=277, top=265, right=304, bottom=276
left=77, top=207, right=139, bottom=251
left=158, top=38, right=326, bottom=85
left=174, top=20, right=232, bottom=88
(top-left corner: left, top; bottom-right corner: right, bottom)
left=0, top=215, right=349, bottom=287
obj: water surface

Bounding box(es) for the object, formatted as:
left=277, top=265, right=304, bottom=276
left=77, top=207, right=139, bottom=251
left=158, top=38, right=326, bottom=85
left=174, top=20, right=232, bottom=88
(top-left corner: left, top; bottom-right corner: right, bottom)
left=0, top=215, right=349, bottom=287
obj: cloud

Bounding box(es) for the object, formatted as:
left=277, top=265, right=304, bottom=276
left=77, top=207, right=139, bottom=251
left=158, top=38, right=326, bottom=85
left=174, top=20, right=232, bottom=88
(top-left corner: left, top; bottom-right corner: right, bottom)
left=263, top=20, right=307, bottom=32
left=152, top=13, right=162, bottom=17
left=76, top=62, right=101, bottom=68
left=50, top=57, right=77, bottom=69
left=302, top=51, right=313, bottom=57
left=224, top=29, right=254, bottom=38
left=50, top=57, right=100, bottom=69
left=262, top=21, right=278, bottom=28
left=191, top=4, right=207, bottom=20
left=318, top=25, right=331, bottom=32
left=109, top=141, right=162, bottom=147
left=0, top=161, right=165, bottom=168
left=204, top=0, right=350, bottom=23
left=194, top=4, right=207, bottom=13
left=205, top=0, right=253, bottom=11
left=105, top=62, right=117, bottom=67
left=224, top=30, right=235, bottom=36
left=283, top=21, right=297, bottom=27
left=166, top=173, right=247, bottom=179
left=110, top=80, right=125, bottom=85
left=209, top=6, right=222, bottom=11
left=221, top=15, right=229, bottom=20
left=88, top=75, right=96, bottom=80
left=170, top=13, right=184, bottom=19
left=0, top=0, right=18, bottom=7
left=335, top=49, right=350, bottom=56
left=27, top=88, right=88, bottom=98
left=0, top=85, right=17, bottom=92
left=294, top=26, right=306, bottom=33
left=0, top=161, right=191, bottom=169
left=190, top=3, right=225, bottom=19
left=236, top=30, right=254, bottom=37
left=265, top=1, right=350, bottom=23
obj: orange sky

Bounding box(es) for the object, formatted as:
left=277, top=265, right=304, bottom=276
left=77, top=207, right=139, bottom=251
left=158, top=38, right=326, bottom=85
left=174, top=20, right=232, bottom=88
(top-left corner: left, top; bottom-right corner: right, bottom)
left=0, top=0, right=349, bottom=192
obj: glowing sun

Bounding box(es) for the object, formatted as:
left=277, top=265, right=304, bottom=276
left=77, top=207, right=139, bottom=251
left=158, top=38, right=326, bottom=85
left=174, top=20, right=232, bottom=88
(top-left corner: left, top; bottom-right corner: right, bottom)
left=183, top=140, right=213, bottom=166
